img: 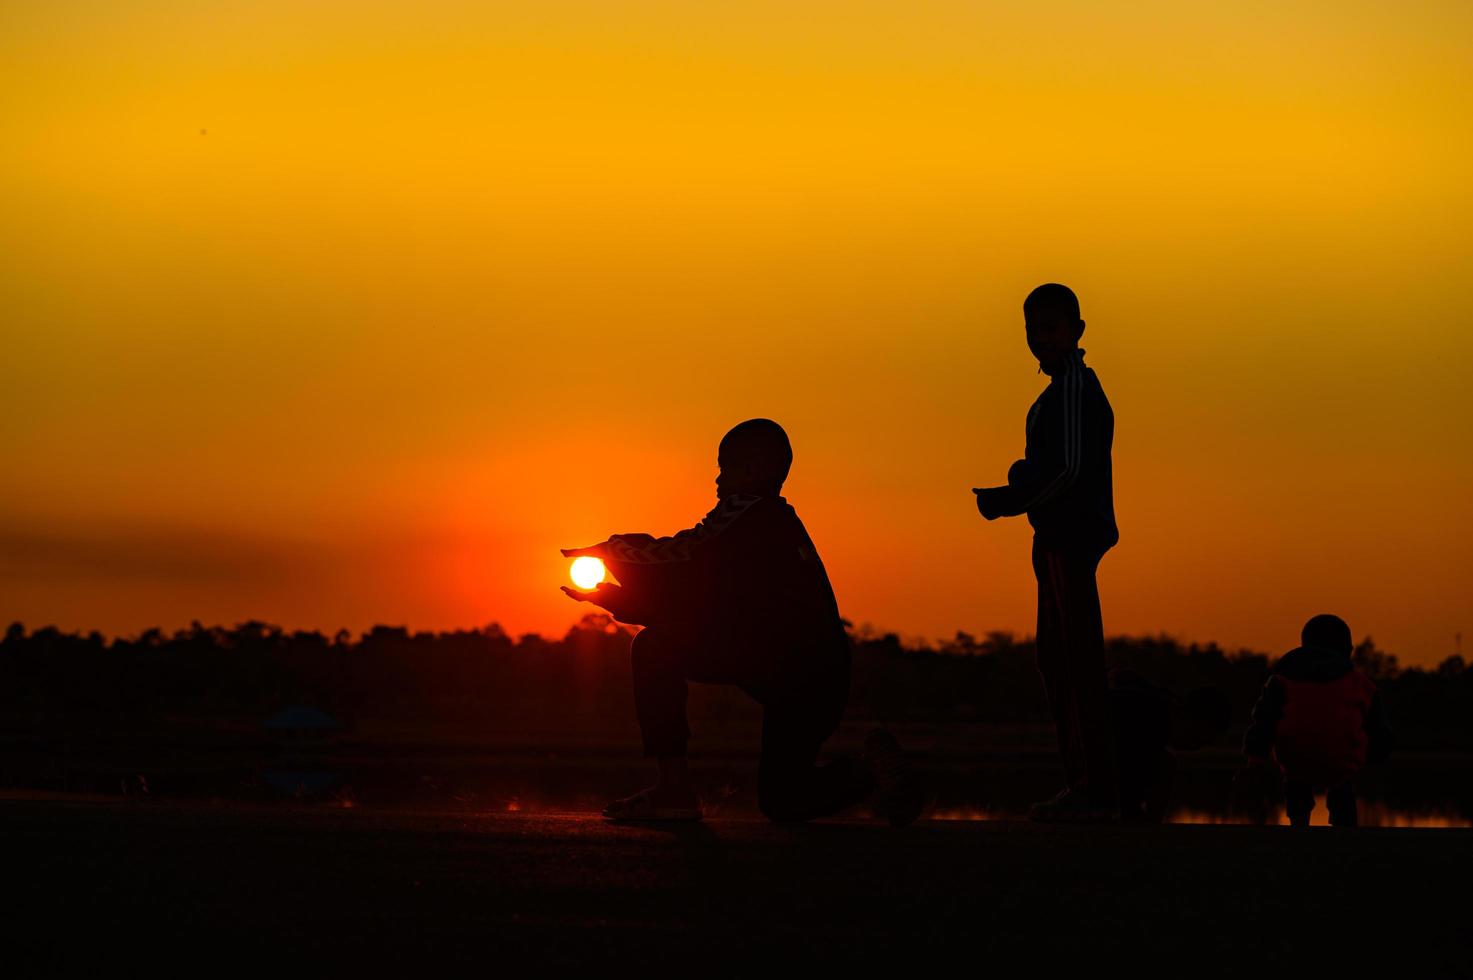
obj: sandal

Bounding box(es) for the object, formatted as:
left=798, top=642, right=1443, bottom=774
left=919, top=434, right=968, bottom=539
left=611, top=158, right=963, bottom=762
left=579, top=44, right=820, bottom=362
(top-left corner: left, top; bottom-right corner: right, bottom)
left=602, top=789, right=703, bottom=823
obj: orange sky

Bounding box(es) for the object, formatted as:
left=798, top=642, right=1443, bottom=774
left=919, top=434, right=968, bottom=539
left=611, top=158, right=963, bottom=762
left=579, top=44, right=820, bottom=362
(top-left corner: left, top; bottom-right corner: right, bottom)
left=3, top=1, right=1471, bottom=665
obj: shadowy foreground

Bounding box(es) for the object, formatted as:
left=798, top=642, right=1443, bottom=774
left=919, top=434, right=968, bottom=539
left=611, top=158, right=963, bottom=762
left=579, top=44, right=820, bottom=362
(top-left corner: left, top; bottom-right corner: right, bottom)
left=4, top=799, right=1469, bottom=973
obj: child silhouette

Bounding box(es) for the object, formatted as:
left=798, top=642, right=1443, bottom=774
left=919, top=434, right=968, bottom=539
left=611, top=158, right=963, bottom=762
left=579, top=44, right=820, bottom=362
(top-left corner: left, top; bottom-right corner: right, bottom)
left=1239, top=614, right=1393, bottom=826
left=562, top=419, right=922, bottom=825
left=974, top=284, right=1120, bottom=822
left=1110, top=669, right=1231, bottom=822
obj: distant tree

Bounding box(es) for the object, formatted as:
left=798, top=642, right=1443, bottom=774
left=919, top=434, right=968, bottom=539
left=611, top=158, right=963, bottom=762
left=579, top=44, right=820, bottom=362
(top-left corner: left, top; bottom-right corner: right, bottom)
left=1355, top=636, right=1401, bottom=681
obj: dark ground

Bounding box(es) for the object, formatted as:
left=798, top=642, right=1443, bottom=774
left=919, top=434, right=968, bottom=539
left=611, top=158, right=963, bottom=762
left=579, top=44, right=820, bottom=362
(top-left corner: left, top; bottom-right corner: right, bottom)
left=4, top=798, right=1470, bottom=974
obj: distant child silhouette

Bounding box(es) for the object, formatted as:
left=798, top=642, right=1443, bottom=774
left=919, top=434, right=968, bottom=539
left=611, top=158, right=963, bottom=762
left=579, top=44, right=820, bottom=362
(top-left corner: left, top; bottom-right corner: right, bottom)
left=562, top=419, right=923, bottom=826
left=1239, top=614, right=1393, bottom=826
left=1109, top=669, right=1231, bottom=822
left=974, top=284, right=1120, bottom=822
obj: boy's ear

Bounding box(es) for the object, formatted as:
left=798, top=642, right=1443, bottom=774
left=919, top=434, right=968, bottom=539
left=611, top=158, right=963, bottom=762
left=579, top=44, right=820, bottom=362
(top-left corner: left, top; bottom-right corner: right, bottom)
left=1074, top=319, right=1086, bottom=341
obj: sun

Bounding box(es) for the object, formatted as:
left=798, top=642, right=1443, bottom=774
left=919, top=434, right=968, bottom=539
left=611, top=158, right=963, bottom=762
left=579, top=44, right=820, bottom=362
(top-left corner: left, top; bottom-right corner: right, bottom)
left=569, top=556, right=607, bottom=590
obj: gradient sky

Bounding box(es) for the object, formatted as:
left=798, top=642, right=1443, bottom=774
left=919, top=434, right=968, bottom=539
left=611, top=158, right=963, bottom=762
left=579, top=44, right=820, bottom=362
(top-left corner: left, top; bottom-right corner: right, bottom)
left=3, top=1, right=1470, bottom=665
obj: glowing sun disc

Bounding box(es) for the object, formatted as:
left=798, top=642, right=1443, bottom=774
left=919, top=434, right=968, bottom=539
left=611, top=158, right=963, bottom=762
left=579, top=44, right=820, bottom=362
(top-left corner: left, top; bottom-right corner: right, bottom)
left=570, top=556, right=607, bottom=590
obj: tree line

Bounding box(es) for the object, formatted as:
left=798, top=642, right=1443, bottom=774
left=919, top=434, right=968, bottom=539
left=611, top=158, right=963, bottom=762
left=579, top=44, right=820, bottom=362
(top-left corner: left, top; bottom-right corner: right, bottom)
left=2, top=617, right=1468, bottom=749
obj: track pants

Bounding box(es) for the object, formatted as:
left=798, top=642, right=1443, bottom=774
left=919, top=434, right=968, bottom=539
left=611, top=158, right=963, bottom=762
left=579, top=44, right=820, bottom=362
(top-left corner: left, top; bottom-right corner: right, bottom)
left=631, top=623, right=872, bottom=823
left=1032, top=540, right=1117, bottom=805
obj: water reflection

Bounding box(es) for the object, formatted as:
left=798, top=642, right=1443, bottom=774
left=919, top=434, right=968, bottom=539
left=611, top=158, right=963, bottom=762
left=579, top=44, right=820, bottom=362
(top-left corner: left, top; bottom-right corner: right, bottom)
left=927, top=803, right=1470, bottom=828
left=1167, top=803, right=1470, bottom=828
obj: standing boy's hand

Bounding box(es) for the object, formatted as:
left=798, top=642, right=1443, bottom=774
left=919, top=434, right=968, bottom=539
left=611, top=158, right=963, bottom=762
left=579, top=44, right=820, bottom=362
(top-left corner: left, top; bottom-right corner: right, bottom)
left=972, top=487, right=999, bottom=520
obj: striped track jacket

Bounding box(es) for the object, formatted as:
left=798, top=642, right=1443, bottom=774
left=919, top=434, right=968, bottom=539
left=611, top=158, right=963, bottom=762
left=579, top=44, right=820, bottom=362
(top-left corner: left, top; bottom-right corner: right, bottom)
left=975, top=348, right=1119, bottom=554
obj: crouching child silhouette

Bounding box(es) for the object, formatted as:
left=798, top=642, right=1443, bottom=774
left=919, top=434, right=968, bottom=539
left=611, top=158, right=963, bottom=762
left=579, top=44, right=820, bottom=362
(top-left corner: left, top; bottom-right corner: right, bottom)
left=1238, top=614, right=1393, bottom=827
left=561, top=419, right=923, bottom=826
left=1110, top=669, right=1232, bottom=822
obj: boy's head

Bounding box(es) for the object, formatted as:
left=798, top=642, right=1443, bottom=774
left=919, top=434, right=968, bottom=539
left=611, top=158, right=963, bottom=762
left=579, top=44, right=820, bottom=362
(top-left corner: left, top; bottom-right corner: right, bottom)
left=1301, top=613, right=1353, bottom=655
left=1023, top=283, right=1085, bottom=368
left=716, top=419, right=792, bottom=499
left=1169, top=686, right=1233, bottom=751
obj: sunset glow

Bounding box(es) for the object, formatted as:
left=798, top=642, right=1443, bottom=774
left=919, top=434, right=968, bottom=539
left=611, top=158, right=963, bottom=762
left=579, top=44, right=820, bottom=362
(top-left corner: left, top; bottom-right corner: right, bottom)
left=2, top=1, right=1471, bottom=664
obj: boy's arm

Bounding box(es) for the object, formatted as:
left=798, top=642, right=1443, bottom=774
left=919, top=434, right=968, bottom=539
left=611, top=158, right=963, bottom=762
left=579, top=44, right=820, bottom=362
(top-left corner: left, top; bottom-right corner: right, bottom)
left=976, top=459, right=1059, bottom=519
left=561, top=498, right=757, bottom=573
left=575, top=495, right=764, bottom=624
left=1242, top=675, right=1285, bottom=760
left=974, top=372, right=1088, bottom=520
left=601, top=494, right=760, bottom=565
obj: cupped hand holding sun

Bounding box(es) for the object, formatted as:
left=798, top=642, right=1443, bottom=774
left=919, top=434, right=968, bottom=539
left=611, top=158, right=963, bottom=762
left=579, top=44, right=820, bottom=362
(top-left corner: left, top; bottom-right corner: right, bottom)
left=560, top=552, right=621, bottom=607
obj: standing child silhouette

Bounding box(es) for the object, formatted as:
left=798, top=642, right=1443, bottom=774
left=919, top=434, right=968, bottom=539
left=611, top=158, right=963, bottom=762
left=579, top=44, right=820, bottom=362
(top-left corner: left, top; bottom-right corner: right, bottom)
left=974, top=284, right=1121, bottom=822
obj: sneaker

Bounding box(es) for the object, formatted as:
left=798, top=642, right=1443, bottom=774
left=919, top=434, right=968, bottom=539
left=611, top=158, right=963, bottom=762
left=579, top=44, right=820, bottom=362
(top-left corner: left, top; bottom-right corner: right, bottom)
left=1027, top=787, right=1117, bottom=824
left=865, top=728, right=926, bottom=828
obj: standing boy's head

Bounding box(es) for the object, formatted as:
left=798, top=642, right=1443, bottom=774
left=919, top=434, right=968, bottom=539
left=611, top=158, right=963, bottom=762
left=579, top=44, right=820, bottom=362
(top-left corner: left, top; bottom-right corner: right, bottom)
left=716, top=419, right=793, bottom=499
left=1023, top=283, right=1086, bottom=369
left=1302, top=614, right=1353, bottom=655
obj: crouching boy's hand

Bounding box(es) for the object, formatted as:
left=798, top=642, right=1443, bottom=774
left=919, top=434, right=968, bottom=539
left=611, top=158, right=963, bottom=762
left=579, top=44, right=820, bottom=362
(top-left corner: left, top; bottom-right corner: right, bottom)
left=561, top=582, right=636, bottom=622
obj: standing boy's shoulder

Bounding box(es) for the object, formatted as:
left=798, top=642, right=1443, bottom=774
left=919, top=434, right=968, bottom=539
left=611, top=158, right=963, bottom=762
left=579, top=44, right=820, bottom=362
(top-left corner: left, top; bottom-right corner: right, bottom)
left=1079, top=353, right=1112, bottom=402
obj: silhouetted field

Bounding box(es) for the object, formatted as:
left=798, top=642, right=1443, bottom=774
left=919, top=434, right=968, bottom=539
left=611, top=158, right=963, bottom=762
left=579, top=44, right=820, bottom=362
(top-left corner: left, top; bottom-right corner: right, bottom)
left=5, top=617, right=1471, bottom=968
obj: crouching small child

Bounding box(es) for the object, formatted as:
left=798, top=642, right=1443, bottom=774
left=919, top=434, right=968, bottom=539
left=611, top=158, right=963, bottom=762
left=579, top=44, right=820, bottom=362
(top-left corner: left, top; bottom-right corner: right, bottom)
left=561, top=419, right=923, bottom=826
left=1110, top=669, right=1232, bottom=822
left=1239, top=614, right=1393, bottom=826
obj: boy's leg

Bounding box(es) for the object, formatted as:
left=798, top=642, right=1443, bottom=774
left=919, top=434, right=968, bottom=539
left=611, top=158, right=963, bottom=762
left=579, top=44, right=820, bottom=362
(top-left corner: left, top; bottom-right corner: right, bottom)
left=629, top=623, right=748, bottom=760
left=630, top=626, right=695, bottom=760
left=610, top=623, right=760, bottom=817
left=1034, top=542, right=1116, bottom=806
left=1282, top=779, right=1314, bottom=826
left=1031, top=542, right=1080, bottom=791
left=755, top=668, right=872, bottom=823
left=1062, top=549, right=1116, bottom=806
left=628, top=623, right=870, bottom=821
left=1326, top=781, right=1358, bottom=827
